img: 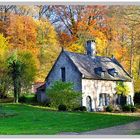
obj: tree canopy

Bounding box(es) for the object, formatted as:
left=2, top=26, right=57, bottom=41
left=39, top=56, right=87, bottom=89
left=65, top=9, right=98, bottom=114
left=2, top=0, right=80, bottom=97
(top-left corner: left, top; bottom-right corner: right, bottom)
left=0, top=5, right=140, bottom=93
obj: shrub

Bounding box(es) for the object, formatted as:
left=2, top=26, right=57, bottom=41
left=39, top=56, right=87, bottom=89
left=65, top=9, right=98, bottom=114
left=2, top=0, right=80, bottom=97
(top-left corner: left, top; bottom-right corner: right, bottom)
left=134, top=92, right=140, bottom=105
left=19, top=94, right=37, bottom=103
left=131, top=106, right=137, bottom=113
left=58, top=104, right=67, bottom=111
left=46, top=81, right=82, bottom=110
left=79, top=106, right=87, bottom=111
left=19, top=95, right=26, bottom=103
left=122, top=104, right=132, bottom=112
left=106, top=105, right=113, bottom=112
left=41, top=98, right=51, bottom=107
left=135, top=104, right=140, bottom=109
left=73, top=106, right=87, bottom=112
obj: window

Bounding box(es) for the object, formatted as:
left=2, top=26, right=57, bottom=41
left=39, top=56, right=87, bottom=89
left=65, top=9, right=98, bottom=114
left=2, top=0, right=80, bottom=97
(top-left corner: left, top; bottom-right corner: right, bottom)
left=108, top=68, right=118, bottom=77
left=99, top=93, right=110, bottom=106
left=94, top=67, right=105, bottom=78
left=116, top=94, right=126, bottom=106
left=61, top=67, right=66, bottom=82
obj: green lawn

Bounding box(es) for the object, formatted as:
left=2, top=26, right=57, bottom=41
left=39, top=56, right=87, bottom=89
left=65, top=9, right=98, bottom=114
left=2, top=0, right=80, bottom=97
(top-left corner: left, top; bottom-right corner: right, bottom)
left=0, top=103, right=140, bottom=135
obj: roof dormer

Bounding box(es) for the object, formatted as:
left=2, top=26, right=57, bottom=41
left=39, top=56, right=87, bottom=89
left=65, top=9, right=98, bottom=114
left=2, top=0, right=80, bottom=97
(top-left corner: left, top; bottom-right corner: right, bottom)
left=94, top=67, right=105, bottom=78
left=108, top=68, right=118, bottom=77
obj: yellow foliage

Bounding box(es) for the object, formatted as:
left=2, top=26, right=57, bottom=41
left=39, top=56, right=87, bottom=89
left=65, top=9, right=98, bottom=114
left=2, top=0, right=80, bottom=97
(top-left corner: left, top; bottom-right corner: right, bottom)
left=96, top=37, right=108, bottom=56
left=67, top=43, right=85, bottom=53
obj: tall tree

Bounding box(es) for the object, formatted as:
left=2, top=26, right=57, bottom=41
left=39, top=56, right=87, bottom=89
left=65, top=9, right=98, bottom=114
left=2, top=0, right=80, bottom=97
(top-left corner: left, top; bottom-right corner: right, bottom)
left=0, top=34, right=11, bottom=98
left=7, top=50, right=38, bottom=103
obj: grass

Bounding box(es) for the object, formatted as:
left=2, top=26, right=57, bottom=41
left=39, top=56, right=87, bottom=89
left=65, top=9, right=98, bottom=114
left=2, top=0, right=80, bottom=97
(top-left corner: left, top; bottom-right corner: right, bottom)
left=132, top=130, right=140, bottom=135
left=0, top=103, right=140, bottom=135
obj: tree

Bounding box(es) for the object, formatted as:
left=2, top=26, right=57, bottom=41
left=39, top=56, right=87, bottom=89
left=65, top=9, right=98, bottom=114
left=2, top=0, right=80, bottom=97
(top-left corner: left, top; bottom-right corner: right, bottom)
left=7, top=50, right=37, bottom=103
left=0, top=34, right=11, bottom=98
left=36, top=19, right=60, bottom=81
left=50, top=6, right=108, bottom=53
left=7, top=14, right=38, bottom=51
left=46, top=81, right=82, bottom=110
left=7, top=52, right=23, bottom=103
left=6, top=14, right=60, bottom=82
left=17, top=50, right=38, bottom=91
left=116, top=81, right=130, bottom=96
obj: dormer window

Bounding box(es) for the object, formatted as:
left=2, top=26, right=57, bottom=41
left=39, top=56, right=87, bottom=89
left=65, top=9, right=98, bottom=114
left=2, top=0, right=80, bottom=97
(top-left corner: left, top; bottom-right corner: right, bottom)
left=94, top=67, right=105, bottom=78
left=108, top=68, right=118, bottom=77
left=61, top=67, right=66, bottom=82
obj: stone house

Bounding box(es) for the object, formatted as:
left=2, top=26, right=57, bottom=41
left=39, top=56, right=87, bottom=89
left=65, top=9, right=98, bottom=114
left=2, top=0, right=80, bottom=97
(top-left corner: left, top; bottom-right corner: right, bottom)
left=37, top=40, right=134, bottom=111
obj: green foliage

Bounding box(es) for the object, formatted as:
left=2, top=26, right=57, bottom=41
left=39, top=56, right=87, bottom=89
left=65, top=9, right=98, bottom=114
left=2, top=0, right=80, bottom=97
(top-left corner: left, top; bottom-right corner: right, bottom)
left=7, top=51, right=37, bottom=103
left=122, top=104, right=132, bottom=112
left=131, top=106, right=137, bottom=113
left=18, top=50, right=37, bottom=91
left=122, top=104, right=137, bottom=112
left=0, top=34, right=11, bottom=98
left=19, top=94, right=37, bottom=104
left=7, top=52, right=24, bottom=103
left=73, top=106, right=87, bottom=112
left=134, top=92, right=140, bottom=105
left=58, top=104, right=67, bottom=111
left=46, top=81, right=82, bottom=110
left=106, top=105, right=113, bottom=112
left=116, top=81, right=130, bottom=96
left=19, top=95, right=26, bottom=103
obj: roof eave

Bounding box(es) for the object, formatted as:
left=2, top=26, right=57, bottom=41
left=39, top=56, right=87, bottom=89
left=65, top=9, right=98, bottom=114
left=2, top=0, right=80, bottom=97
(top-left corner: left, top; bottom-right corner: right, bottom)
left=82, top=77, right=131, bottom=82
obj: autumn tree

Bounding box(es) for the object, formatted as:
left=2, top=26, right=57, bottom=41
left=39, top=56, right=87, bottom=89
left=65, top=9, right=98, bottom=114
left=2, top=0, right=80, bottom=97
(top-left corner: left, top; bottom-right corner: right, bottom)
left=0, top=34, right=11, bottom=98
left=50, top=5, right=108, bottom=53
left=7, top=50, right=37, bottom=103
left=36, top=18, right=60, bottom=81
left=6, top=13, right=60, bottom=82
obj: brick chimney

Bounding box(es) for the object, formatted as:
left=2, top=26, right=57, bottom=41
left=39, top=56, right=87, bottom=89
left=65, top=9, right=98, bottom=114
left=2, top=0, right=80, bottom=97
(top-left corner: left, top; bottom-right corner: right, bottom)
left=86, top=40, right=96, bottom=57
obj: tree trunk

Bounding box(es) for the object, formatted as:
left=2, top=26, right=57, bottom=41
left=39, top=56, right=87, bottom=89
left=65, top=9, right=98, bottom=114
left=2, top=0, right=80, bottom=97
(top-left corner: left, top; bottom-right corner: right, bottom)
left=138, top=56, right=140, bottom=79
left=13, top=78, right=19, bottom=103
left=130, top=29, right=134, bottom=77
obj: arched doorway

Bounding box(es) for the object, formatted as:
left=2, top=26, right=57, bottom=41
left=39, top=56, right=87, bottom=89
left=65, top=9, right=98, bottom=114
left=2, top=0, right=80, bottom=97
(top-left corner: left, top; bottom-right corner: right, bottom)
left=86, top=96, right=92, bottom=112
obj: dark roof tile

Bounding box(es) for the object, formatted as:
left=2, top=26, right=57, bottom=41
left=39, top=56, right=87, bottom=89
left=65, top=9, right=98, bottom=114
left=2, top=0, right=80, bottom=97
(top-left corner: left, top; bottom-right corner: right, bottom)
left=64, top=51, right=131, bottom=81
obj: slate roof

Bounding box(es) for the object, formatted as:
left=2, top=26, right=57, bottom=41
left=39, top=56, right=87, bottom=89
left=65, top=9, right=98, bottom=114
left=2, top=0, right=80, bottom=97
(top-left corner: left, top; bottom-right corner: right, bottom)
left=64, top=51, right=131, bottom=81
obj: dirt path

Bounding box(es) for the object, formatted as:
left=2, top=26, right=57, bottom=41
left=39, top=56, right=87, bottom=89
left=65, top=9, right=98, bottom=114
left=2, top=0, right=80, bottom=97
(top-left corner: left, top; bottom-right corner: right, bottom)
left=59, top=120, right=140, bottom=135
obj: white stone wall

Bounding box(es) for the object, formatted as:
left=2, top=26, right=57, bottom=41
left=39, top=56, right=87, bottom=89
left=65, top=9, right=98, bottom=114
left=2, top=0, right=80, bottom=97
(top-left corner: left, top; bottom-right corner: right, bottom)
left=125, top=81, right=134, bottom=105
left=82, top=79, right=134, bottom=111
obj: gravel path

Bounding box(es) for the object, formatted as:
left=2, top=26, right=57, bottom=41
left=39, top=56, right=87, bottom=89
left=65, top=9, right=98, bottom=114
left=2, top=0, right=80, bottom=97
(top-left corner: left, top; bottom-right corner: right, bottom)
left=59, top=120, right=140, bottom=135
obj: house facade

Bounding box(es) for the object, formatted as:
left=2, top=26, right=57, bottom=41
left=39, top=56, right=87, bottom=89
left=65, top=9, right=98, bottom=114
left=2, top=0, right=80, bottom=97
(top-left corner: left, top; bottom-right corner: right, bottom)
left=37, top=40, right=134, bottom=111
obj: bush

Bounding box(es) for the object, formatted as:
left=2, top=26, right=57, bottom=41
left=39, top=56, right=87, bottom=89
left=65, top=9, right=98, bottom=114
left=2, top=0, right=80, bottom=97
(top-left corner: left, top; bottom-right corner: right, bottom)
left=122, top=104, right=137, bottom=112
left=46, top=81, right=82, bottom=110
left=19, top=94, right=37, bottom=103
left=135, top=104, right=140, bottom=109
left=73, top=106, right=87, bottom=112
left=19, top=95, right=26, bottom=103
left=41, top=98, right=51, bottom=107
left=106, top=105, right=113, bottom=112
left=131, top=106, right=137, bottom=113
left=79, top=106, right=87, bottom=111
left=134, top=92, right=140, bottom=105
left=122, top=105, right=132, bottom=112
left=58, top=104, right=67, bottom=111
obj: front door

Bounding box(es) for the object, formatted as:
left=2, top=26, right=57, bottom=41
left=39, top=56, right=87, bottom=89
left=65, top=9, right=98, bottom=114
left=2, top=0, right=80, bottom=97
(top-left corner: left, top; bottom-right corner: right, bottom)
left=86, top=96, right=92, bottom=112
